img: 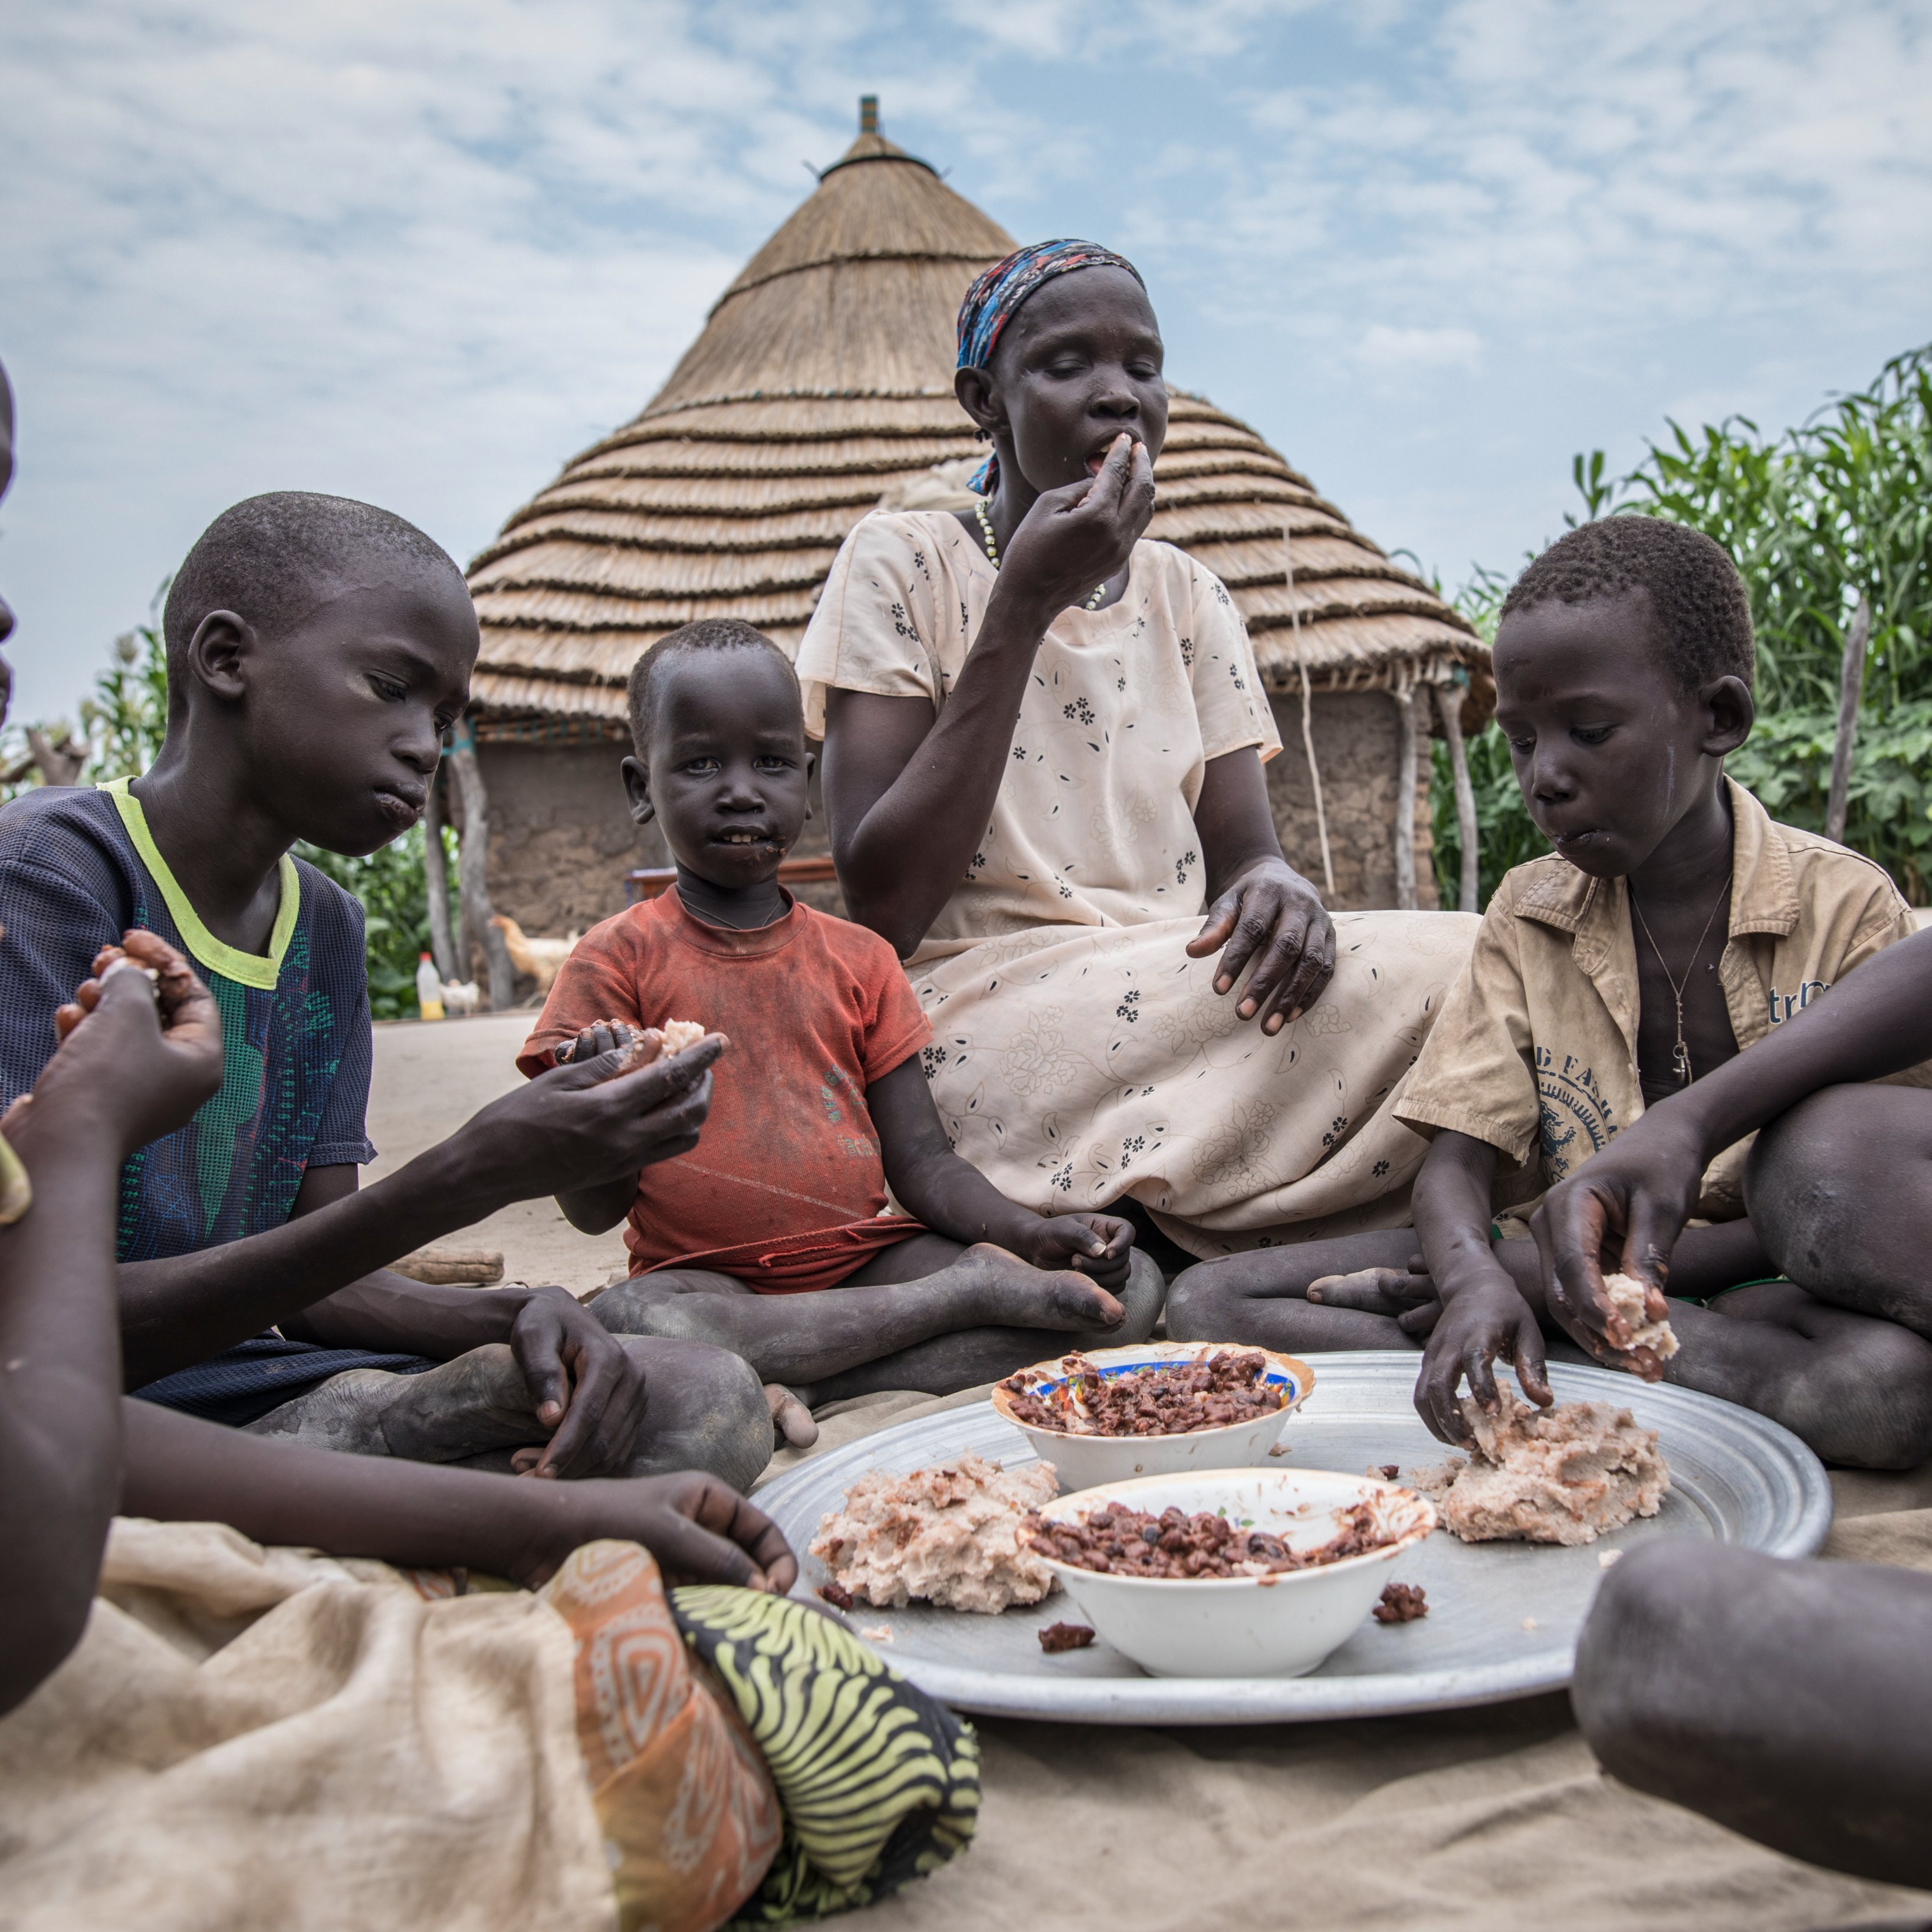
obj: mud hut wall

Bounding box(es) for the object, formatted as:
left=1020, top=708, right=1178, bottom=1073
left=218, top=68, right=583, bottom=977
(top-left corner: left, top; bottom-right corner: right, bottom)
left=1263, top=690, right=1438, bottom=911
left=477, top=741, right=662, bottom=945
left=480, top=741, right=849, bottom=939
left=481, top=694, right=1436, bottom=945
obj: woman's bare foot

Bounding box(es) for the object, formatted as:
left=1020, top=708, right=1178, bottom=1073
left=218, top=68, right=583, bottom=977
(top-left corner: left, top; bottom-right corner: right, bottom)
left=765, top=1383, right=818, bottom=1448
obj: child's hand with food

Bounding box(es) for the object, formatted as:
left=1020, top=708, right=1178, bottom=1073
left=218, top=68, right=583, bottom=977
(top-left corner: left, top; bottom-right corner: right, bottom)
left=6, top=930, right=222, bottom=1156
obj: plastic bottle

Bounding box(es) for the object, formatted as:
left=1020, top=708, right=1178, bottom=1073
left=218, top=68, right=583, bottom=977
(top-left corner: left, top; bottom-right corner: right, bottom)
left=416, top=952, right=445, bottom=1021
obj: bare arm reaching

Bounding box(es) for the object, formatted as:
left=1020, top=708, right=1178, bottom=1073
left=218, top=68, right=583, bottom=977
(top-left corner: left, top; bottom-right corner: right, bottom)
left=867, top=1055, right=1134, bottom=1292
left=114, top=1027, right=724, bottom=1387
left=0, top=941, right=222, bottom=1713
left=823, top=433, right=1155, bottom=958
left=120, top=1398, right=796, bottom=1593
left=1533, top=925, right=1932, bottom=1359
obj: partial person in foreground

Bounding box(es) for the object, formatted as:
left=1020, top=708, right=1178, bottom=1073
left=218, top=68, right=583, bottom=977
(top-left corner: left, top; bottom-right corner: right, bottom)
left=1169, top=516, right=1932, bottom=1470
left=1549, top=919, right=1932, bottom=1888
left=0, top=928, right=976, bottom=1929
left=799, top=239, right=1476, bottom=1263
left=523, top=620, right=1164, bottom=1406
left=0, top=488, right=780, bottom=1486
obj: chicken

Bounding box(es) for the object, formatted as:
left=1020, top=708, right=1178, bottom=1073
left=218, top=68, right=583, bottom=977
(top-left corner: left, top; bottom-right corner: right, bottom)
left=439, top=978, right=482, bottom=1016
left=487, top=915, right=580, bottom=996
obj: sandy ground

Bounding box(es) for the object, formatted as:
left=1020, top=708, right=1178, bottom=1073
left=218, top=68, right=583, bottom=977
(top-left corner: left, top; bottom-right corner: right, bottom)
left=367, top=1012, right=628, bottom=1296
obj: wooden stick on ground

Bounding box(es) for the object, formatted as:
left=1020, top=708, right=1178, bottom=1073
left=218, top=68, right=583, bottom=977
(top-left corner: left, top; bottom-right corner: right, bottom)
left=1433, top=682, right=1480, bottom=912
left=1825, top=594, right=1872, bottom=846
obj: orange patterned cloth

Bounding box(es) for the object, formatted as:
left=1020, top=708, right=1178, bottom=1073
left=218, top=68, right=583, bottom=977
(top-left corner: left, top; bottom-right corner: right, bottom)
left=543, top=1541, right=783, bottom=1932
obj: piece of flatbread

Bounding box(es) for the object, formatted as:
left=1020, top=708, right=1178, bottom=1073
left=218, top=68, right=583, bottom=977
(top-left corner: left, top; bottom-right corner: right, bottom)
left=1601, top=1271, right=1680, bottom=1361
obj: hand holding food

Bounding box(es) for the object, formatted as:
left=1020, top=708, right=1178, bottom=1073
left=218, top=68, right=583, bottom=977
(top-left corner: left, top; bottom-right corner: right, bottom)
left=997, top=431, right=1155, bottom=619
left=9, top=929, right=223, bottom=1159
left=457, top=1017, right=727, bottom=1198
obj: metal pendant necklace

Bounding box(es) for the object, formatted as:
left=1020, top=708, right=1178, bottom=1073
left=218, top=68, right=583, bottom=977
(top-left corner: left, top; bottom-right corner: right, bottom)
left=1629, top=871, right=1733, bottom=1086
left=974, top=498, right=1108, bottom=611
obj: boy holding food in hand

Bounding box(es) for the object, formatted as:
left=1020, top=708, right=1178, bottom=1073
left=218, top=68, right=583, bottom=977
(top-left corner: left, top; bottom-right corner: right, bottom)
left=0, top=489, right=778, bottom=1485
left=1169, top=516, right=1932, bottom=1468
left=523, top=618, right=1165, bottom=1404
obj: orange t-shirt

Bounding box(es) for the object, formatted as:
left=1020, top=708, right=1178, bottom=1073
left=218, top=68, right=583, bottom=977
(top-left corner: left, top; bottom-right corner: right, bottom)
left=518, top=889, right=933, bottom=1290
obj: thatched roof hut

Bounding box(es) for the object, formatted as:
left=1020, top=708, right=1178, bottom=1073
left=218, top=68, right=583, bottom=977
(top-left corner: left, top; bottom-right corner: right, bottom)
left=458, top=103, right=1490, bottom=968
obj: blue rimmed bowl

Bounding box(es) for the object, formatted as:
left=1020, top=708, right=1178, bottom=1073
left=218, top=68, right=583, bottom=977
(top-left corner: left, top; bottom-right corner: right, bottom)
left=991, top=1340, right=1314, bottom=1491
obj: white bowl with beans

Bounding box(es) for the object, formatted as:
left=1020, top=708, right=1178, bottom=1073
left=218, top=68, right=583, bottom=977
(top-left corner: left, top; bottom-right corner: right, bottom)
left=1028, top=1467, right=1437, bottom=1679
left=991, top=1340, right=1313, bottom=1491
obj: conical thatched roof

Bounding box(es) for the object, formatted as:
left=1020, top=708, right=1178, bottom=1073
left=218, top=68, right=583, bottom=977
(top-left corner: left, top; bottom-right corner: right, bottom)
left=468, top=110, right=1484, bottom=728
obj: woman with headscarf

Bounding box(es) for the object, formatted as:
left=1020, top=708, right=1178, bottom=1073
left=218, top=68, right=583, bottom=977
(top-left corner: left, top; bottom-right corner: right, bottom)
left=797, top=242, right=1477, bottom=1266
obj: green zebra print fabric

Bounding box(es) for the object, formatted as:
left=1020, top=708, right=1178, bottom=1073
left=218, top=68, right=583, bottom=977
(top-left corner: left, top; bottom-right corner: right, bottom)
left=671, top=1586, right=980, bottom=1923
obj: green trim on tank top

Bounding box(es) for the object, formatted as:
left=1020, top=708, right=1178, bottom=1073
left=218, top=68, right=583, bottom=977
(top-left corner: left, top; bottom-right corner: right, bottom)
left=98, top=777, right=300, bottom=990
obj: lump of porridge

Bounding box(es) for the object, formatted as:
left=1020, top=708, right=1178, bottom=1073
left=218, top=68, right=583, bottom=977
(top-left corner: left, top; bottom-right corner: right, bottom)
left=1602, top=1271, right=1681, bottom=1363
left=810, top=1453, right=1060, bottom=1614
left=655, top=1017, right=708, bottom=1055
left=1411, top=1394, right=1670, bottom=1546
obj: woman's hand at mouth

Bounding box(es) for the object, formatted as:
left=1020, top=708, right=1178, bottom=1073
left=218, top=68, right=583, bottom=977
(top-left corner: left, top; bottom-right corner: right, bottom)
left=997, top=431, right=1155, bottom=620
left=1188, top=856, right=1336, bottom=1033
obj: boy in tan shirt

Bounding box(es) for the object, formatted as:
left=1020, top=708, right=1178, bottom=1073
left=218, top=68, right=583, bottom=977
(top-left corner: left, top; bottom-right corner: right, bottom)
left=1169, top=517, right=1932, bottom=1467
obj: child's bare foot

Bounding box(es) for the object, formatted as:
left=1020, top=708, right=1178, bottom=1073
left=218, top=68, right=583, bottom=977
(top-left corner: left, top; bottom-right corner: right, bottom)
left=766, top=1383, right=818, bottom=1448
left=951, top=1243, right=1126, bottom=1331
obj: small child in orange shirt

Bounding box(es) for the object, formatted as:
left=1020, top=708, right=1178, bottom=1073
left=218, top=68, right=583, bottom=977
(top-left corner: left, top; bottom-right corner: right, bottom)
left=521, top=620, right=1163, bottom=1405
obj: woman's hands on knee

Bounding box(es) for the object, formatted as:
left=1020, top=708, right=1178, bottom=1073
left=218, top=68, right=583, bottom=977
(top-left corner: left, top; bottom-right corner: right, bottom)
left=513, top=1471, right=797, bottom=1595
left=1188, top=857, right=1336, bottom=1032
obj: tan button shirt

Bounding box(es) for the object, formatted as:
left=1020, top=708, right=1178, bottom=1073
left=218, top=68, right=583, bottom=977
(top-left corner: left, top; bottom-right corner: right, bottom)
left=1397, top=778, right=1925, bottom=1221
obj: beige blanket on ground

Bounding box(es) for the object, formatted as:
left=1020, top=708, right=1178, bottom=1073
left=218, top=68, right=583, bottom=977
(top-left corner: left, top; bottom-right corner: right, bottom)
left=762, top=1392, right=1932, bottom=1932
left=0, top=1520, right=615, bottom=1932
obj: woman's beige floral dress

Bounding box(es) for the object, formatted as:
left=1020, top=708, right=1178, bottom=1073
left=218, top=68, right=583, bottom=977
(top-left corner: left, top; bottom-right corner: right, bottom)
left=796, top=511, right=1477, bottom=1257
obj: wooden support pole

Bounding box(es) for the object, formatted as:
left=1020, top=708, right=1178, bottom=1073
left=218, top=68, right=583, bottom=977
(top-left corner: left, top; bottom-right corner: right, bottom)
left=1392, top=685, right=1418, bottom=911
left=1825, top=594, right=1872, bottom=847
left=1433, top=682, right=1480, bottom=912
left=422, top=761, right=459, bottom=985
left=1283, top=524, right=1335, bottom=895
left=446, top=720, right=518, bottom=1011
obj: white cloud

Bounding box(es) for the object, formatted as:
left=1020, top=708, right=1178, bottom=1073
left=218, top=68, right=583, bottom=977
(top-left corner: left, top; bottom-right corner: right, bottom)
left=1355, top=325, right=1482, bottom=378
left=1, top=0, right=1928, bottom=721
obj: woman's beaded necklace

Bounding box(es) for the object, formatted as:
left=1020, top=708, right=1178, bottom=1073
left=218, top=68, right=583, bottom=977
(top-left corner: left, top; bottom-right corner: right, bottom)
left=974, top=498, right=1108, bottom=611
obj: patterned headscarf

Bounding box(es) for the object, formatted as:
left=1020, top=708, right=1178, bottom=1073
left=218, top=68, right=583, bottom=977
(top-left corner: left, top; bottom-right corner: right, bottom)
left=956, top=239, right=1146, bottom=495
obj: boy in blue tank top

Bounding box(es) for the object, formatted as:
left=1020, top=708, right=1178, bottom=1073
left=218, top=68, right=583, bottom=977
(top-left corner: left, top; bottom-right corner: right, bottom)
left=0, top=491, right=781, bottom=1487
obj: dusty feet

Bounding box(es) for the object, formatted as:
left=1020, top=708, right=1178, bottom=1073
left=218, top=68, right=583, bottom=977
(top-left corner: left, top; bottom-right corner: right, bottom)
left=948, top=1243, right=1126, bottom=1332
left=767, top=1383, right=819, bottom=1448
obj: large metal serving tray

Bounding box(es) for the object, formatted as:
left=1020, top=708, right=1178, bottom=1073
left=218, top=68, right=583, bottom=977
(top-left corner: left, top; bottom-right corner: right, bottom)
left=758, top=1352, right=1832, bottom=1725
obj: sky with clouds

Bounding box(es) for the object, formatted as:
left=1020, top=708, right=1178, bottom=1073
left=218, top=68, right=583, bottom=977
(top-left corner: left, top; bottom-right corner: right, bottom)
left=3, top=0, right=1929, bottom=723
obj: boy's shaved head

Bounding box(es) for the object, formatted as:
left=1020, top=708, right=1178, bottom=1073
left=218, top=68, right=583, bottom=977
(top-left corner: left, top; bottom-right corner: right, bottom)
left=164, top=492, right=464, bottom=699
left=627, top=619, right=800, bottom=757
left=1502, top=517, right=1754, bottom=694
